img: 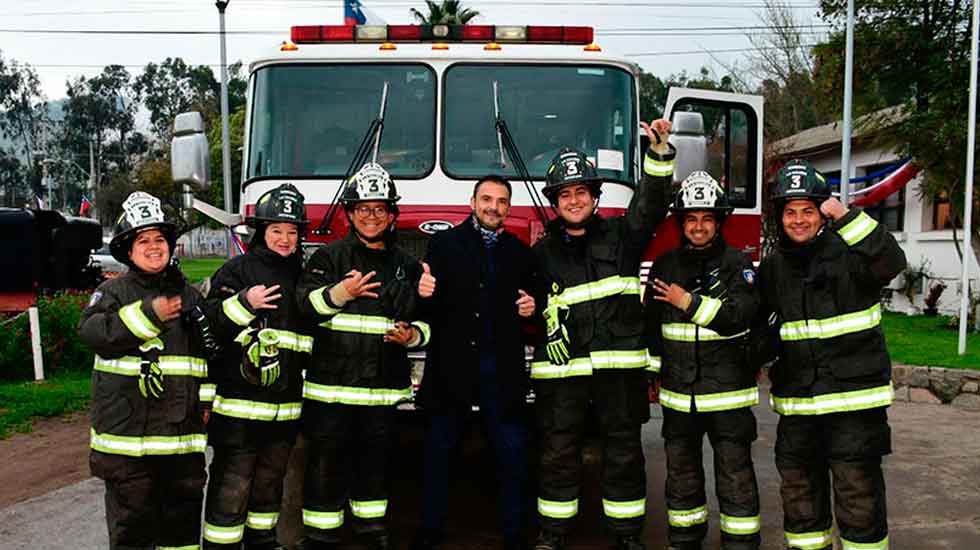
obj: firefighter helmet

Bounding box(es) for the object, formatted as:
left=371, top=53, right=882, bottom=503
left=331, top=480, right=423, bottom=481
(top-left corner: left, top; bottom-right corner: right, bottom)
left=542, top=147, right=602, bottom=203
left=341, top=163, right=400, bottom=208
left=247, top=183, right=309, bottom=227
left=109, top=192, right=177, bottom=265
left=773, top=159, right=831, bottom=204
left=670, top=171, right=733, bottom=215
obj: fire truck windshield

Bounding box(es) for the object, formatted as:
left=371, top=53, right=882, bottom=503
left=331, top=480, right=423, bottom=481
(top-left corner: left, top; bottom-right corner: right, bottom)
left=443, top=64, right=635, bottom=184
left=247, top=63, right=437, bottom=181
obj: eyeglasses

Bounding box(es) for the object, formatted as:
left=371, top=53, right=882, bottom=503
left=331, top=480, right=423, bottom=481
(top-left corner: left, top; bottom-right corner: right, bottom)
left=353, top=205, right=389, bottom=218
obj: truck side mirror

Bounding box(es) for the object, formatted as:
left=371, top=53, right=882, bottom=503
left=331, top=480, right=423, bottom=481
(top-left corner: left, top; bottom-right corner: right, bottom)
left=172, top=111, right=210, bottom=190
left=667, top=111, right=707, bottom=186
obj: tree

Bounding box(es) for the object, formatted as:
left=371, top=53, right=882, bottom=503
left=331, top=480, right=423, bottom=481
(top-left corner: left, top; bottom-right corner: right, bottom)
left=207, top=106, right=246, bottom=212
left=133, top=58, right=219, bottom=142
left=638, top=70, right=668, bottom=121
left=0, top=51, right=50, bottom=186
left=0, top=150, right=24, bottom=207
left=410, top=0, right=479, bottom=24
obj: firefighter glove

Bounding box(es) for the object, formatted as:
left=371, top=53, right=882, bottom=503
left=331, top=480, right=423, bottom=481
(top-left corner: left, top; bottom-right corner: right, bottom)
left=138, top=360, right=166, bottom=399
left=544, top=301, right=571, bottom=365
left=242, top=328, right=281, bottom=387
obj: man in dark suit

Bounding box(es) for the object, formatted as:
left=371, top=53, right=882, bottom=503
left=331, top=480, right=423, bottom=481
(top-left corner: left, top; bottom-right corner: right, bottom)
left=412, top=174, right=538, bottom=550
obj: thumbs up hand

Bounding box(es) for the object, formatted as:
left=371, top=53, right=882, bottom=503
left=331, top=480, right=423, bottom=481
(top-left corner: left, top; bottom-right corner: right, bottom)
left=516, top=289, right=535, bottom=318
left=418, top=261, right=436, bottom=298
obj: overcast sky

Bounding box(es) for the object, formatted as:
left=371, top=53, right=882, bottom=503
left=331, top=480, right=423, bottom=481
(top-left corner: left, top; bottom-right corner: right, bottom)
left=2, top=0, right=824, bottom=105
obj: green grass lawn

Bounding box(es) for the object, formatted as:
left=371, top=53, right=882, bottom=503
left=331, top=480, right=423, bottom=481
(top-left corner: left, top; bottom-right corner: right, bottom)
left=0, top=371, right=91, bottom=439
left=882, top=311, right=980, bottom=370
left=180, top=257, right=227, bottom=283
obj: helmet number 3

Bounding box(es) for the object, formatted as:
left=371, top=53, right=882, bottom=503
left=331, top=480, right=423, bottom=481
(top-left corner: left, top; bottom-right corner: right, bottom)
left=281, top=200, right=293, bottom=214
left=693, top=188, right=705, bottom=201
left=790, top=174, right=803, bottom=188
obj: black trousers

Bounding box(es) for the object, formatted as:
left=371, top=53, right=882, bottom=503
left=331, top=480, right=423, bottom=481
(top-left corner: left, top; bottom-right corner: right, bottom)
left=534, top=371, right=649, bottom=536
left=661, top=407, right=760, bottom=550
left=203, top=417, right=296, bottom=549
left=775, top=408, right=891, bottom=550
left=91, top=451, right=206, bottom=550
left=301, top=401, right=396, bottom=543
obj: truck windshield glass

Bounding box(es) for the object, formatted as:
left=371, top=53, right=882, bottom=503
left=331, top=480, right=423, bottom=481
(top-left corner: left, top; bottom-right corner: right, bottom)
left=247, top=64, right=436, bottom=180
left=443, top=64, right=635, bottom=184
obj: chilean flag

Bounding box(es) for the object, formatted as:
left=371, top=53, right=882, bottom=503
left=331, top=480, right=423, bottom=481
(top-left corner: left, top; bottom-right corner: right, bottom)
left=79, top=194, right=94, bottom=217
left=344, top=0, right=385, bottom=25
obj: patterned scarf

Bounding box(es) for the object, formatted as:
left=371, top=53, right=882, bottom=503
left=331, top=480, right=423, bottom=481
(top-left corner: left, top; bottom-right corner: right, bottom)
left=472, top=215, right=502, bottom=248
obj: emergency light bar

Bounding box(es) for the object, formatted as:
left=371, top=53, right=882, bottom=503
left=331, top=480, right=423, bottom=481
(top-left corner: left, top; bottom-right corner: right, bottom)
left=290, top=24, right=594, bottom=45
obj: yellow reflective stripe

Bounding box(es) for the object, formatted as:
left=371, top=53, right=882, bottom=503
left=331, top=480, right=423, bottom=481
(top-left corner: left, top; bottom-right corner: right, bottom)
left=659, top=388, right=693, bottom=412
left=786, top=529, right=833, bottom=550
left=841, top=536, right=889, bottom=550
left=643, top=154, right=674, bottom=177
left=90, top=428, right=206, bottom=457
left=203, top=522, right=244, bottom=543
left=350, top=499, right=388, bottom=519
left=770, top=383, right=893, bottom=416
left=275, top=330, right=314, bottom=353
left=530, top=349, right=651, bottom=379
left=720, top=513, right=761, bottom=535
left=668, top=505, right=708, bottom=527
left=662, top=323, right=749, bottom=342
left=538, top=497, right=578, bottom=519
left=602, top=498, right=645, bottom=518
left=245, top=511, right=279, bottom=530
left=119, top=300, right=161, bottom=340
left=780, top=304, right=881, bottom=341
left=93, top=355, right=208, bottom=378
left=157, top=545, right=200, bottom=550
left=647, top=355, right=662, bottom=373
left=303, top=508, right=343, bottom=530
left=691, top=296, right=723, bottom=326
left=556, top=276, right=641, bottom=307
left=213, top=396, right=302, bottom=421
left=320, top=313, right=394, bottom=335
left=222, top=294, right=255, bottom=327
left=410, top=321, right=431, bottom=348
left=309, top=286, right=342, bottom=316
left=303, top=381, right=412, bottom=406
left=838, top=210, right=878, bottom=246
left=199, top=383, right=216, bottom=403
left=695, top=387, right=759, bottom=412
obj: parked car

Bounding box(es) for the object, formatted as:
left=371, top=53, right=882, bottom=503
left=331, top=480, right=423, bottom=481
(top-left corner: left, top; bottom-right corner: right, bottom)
left=91, top=239, right=129, bottom=276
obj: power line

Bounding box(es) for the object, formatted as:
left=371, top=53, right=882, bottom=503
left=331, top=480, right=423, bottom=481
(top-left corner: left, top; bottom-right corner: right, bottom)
left=625, top=44, right=818, bottom=56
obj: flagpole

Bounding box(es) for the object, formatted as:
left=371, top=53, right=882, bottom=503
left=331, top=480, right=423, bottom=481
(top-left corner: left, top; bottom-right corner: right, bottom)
left=959, top=0, right=979, bottom=355
left=839, top=0, right=855, bottom=206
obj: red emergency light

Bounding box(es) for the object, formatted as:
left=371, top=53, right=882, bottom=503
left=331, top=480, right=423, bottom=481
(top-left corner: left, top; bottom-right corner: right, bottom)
left=387, top=25, right=422, bottom=41
left=460, top=25, right=494, bottom=42
left=291, top=25, right=354, bottom=43
left=289, top=24, right=595, bottom=46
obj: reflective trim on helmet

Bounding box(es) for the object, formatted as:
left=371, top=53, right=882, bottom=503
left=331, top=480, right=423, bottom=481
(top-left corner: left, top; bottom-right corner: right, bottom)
left=350, top=499, right=388, bottom=519
left=93, top=354, right=208, bottom=378
left=647, top=355, right=662, bottom=373
left=203, top=522, right=244, bottom=544
left=691, top=295, right=723, bottom=326
left=660, top=387, right=759, bottom=413
left=770, top=383, right=893, bottom=416
left=212, top=396, right=302, bottom=421
left=303, top=381, right=412, bottom=406
left=841, top=535, right=889, bottom=550
left=538, top=497, right=579, bottom=519
left=553, top=275, right=641, bottom=307
left=643, top=155, right=674, bottom=177
left=530, top=349, right=650, bottom=379
left=602, top=498, right=645, bottom=519
left=661, top=323, right=748, bottom=342
left=222, top=294, right=255, bottom=327
left=309, top=286, right=343, bottom=316
left=303, top=508, right=344, bottom=530
left=119, top=300, right=162, bottom=340
left=837, top=210, right=879, bottom=246
left=199, top=383, right=216, bottom=403
left=319, top=313, right=395, bottom=335
left=779, top=304, right=881, bottom=341
left=667, top=505, right=708, bottom=527
left=785, top=529, right=833, bottom=550
left=245, top=511, right=279, bottom=530
left=90, top=428, right=206, bottom=457
left=410, top=321, right=431, bottom=348
left=719, top=513, right=761, bottom=535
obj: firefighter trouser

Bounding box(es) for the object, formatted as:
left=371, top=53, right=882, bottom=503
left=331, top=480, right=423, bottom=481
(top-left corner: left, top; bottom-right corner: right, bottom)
left=91, top=451, right=206, bottom=550
left=661, top=406, right=760, bottom=550
left=203, top=420, right=294, bottom=549
left=534, top=371, right=649, bottom=536
left=301, top=400, right=396, bottom=544
left=775, top=407, right=891, bottom=550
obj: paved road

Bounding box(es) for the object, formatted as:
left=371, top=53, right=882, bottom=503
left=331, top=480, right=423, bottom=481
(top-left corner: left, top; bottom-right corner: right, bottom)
left=3, top=388, right=979, bottom=549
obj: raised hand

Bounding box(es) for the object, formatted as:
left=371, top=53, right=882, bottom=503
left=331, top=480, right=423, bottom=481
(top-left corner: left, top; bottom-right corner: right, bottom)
left=640, top=118, right=673, bottom=152
left=151, top=295, right=182, bottom=322
left=516, top=289, right=535, bottom=318
left=418, top=261, right=436, bottom=298
left=342, top=270, right=382, bottom=299
left=245, top=284, right=282, bottom=310
left=819, top=197, right=849, bottom=221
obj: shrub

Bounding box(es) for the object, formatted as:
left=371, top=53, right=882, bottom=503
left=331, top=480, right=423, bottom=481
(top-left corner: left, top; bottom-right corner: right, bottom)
left=0, top=291, right=94, bottom=381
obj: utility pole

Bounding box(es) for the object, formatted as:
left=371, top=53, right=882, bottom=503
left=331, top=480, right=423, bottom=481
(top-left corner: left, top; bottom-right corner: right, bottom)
left=839, top=0, right=856, bottom=206
left=217, top=2, right=233, bottom=214
left=89, top=140, right=97, bottom=220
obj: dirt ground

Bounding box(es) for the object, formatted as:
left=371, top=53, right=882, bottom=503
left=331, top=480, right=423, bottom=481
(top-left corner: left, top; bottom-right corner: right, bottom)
left=0, top=412, right=90, bottom=509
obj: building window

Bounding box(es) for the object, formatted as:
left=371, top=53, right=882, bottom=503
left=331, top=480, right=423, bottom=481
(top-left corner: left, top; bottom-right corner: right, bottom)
left=859, top=162, right=904, bottom=231
left=932, top=191, right=961, bottom=230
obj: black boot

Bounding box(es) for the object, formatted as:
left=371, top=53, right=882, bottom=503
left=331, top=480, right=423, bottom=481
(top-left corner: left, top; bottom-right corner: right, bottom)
left=664, top=543, right=701, bottom=550
left=533, top=531, right=565, bottom=550
left=616, top=535, right=646, bottom=550
left=293, top=537, right=338, bottom=550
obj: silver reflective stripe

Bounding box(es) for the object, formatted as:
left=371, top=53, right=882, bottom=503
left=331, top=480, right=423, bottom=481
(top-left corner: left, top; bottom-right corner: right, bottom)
left=647, top=355, right=662, bottom=373
left=213, top=396, right=302, bottom=421
left=157, top=545, right=200, bottom=550
left=245, top=511, right=279, bottom=530
left=841, top=535, right=889, bottom=550
left=93, top=355, right=208, bottom=378
left=662, top=323, right=749, bottom=342
left=303, top=508, right=343, bottom=530
left=309, top=286, right=342, bottom=316
left=779, top=304, right=882, bottom=342
left=119, top=300, right=161, bottom=340
left=538, top=497, right=578, bottom=519
left=643, top=155, right=674, bottom=177
left=695, top=387, right=759, bottom=412
left=602, top=498, right=645, bottom=518
left=785, top=529, right=833, bottom=550
left=90, top=428, right=206, bottom=457
left=720, top=513, right=761, bottom=535
left=303, top=381, right=412, bottom=406
left=659, top=389, right=693, bottom=412
left=556, top=276, right=641, bottom=307
left=770, top=384, right=894, bottom=416
left=222, top=294, right=255, bottom=326
left=350, top=499, right=387, bottom=519
left=668, top=505, right=707, bottom=527
left=530, top=349, right=650, bottom=379
left=203, top=522, right=244, bottom=543
left=320, top=313, right=394, bottom=335
left=199, top=383, right=216, bottom=403
left=274, top=330, right=314, bottom=353
left=838, top=210, right=878, bottom=246
left=410, top=321, right=431, bottom=347
left=691, top=296, right=723, bottom=326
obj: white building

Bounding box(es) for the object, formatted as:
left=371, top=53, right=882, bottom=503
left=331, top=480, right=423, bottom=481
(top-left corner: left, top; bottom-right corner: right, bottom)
left=771, top=109, right=979, bottom=315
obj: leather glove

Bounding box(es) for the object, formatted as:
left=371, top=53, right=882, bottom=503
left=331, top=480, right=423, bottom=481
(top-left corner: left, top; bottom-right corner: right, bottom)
left=543, top=300, right=571, bottom=365
left=139, top=360, right=166, bottom=399
left=241, top=328, right=281, bottom=387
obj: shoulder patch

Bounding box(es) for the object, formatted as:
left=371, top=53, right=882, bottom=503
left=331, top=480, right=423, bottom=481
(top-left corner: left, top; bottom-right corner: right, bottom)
left=742, top=269, right=756, bottom=285
left=88, top=291, right=103, bottom=307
